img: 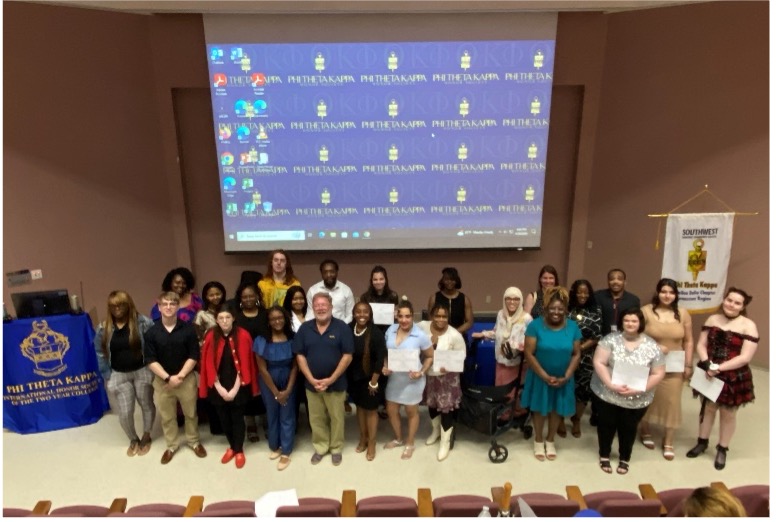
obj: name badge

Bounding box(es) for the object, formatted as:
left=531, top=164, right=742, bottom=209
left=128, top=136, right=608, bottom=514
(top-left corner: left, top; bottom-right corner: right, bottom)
left=329, top=334, right=336, bottom=339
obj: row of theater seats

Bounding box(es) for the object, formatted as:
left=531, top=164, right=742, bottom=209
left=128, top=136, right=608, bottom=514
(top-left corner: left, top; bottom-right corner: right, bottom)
left=4, top=481, right=768, bottom=517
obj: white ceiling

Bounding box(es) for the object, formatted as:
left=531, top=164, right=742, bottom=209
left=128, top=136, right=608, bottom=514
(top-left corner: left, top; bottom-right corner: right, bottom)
left=22, top=0, right=714, bottom=15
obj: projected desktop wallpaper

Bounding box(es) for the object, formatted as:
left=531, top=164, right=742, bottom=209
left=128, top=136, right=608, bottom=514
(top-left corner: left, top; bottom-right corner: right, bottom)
left=206, top=41, right=554, bottom=252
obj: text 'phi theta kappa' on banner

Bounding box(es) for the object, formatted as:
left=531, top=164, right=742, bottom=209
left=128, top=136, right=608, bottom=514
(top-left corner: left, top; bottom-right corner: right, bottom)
left=661, top=213, right=734, bottom=314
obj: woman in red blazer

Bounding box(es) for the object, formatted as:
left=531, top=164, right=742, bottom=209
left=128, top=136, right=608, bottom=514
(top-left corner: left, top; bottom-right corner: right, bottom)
left=199, top=304, right=259, bottom=469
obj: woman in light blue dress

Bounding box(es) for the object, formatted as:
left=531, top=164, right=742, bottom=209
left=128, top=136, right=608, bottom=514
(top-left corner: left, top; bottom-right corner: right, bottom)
left=521, top=287, right=581, bottom=462
left=382, top=301, right=434, bottom=460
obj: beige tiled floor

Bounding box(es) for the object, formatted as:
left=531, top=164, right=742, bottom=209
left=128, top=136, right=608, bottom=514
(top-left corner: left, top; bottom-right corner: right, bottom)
left=3, top=368, right=769, bottom=510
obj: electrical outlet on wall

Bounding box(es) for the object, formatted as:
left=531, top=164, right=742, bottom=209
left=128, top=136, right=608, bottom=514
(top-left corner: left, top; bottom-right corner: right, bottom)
left=30, top=269, right=43, bottom=280
left=485, top=295, right=491, bottom=304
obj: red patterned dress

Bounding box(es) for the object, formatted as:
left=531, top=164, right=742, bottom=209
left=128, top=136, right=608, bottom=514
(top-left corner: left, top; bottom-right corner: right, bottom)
left=702, top=326, right=757, bottom=407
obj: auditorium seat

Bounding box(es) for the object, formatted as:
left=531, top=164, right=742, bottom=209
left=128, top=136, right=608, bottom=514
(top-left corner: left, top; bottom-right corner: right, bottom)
left=432, top=494, right=497, bottom=517
left=567, top=486, right=661, bottom=517
left=48, top=498, right=126, bottom=517
left=492, top=485, right=579, bottom=517
left=639, top=483, right=691, bottom=517
left=123, top=502, right=188, bottom=517
left=276, top=497, right=342, bottom=517
left=3, top=500, right=52, bottom=517
left=356, top=495, right=418, bottom=517
left=193, top=500, right=255, bottom=517
left=729, top=485, right=769, bottom=517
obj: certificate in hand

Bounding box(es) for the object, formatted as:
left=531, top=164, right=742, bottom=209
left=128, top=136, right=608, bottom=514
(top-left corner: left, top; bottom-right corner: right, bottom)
left=388, top=349, right=420, bottom=372
left=689, top=366, right=724, bottom=402
left=370, top=303, right=395, bottom=325
left=664, top=351, right=685, bottom=373
left=611, top=361, right=650, bottom=392
left=432, top=350, right=465, bottom=373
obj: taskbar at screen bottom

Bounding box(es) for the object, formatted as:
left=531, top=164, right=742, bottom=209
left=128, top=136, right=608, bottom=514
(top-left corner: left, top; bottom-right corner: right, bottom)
left=225, top=227, right=541, bottom=252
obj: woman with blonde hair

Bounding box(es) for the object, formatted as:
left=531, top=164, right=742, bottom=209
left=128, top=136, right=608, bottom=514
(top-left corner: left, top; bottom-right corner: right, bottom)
left=683, top=487, right=746, bottom=517
left=95, top=290, right=155, bottom=456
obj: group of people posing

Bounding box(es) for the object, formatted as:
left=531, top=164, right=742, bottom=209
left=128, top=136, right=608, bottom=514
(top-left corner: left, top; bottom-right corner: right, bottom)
left=95, top=252, right=759, bottom=475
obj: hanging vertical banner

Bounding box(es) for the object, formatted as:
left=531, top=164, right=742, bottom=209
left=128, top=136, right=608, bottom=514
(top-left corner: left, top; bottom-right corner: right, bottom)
left=661, top=212, right=734, bottom=314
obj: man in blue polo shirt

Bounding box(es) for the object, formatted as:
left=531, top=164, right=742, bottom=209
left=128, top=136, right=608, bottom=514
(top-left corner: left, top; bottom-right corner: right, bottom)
left=293, top=292, right=354, bottom=466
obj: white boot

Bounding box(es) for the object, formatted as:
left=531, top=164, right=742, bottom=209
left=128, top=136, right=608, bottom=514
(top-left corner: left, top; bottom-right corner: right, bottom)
left=426, top=416, right=442, bottom=445
left=438, top=426, right=453, bottom=461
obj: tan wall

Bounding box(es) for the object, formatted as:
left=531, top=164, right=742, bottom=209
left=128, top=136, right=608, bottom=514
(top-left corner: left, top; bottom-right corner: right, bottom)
left=585, top=1, right=769, bottom=366
left=4, top=2, right=768, bottom=366
left=3, top=3, right=176, bottom=318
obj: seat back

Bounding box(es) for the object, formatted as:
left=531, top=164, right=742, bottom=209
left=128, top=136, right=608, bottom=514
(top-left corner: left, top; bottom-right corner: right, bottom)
left=583, top=491, right=640, bottom=512
left=49, top=505, right=111, bottom=517
left=730, top=485, right=769, bottom=517
left=357, top=496, right=418, bottom=517
left=597, top=499, right=662, bottom=517
left=276, top=497, right=341, bottom=517
left=513, top=493, right=580, bottom=517
left=432, top=495, right=496, bottom=517
left=198, top=500, right=255, bottom=517
left=126, top=503, right=187, bottom=516
left=657, top=488, right=694, bottom=517
left=3, top=508, right=32, bottom=517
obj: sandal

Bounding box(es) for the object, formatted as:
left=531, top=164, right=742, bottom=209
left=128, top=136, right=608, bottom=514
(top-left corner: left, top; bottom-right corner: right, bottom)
left=545, top=441, right=557, bottom=461
left=384, top=439, right=404, bottom=450
left=247, top=425, right=260, bottom=443
left=599, top=457, right=612, bottom=474
left=137, top=435, right=152, bottom=456
left=662, top=445, right=675, bottom=461
left=401, top=445, right=415, bottom=460
left=127, top=439, right=140, bottom=457
left=355, top=441, right=368, bottom=453
left=617, top=461, right=630, bottom=475
left=366, top=441, right=376, bottom=461
left=534, top=441, right=546, bottom=462
left=571, top=416, right=582, bottom=438
left=640, top=433, right=655, bottom=450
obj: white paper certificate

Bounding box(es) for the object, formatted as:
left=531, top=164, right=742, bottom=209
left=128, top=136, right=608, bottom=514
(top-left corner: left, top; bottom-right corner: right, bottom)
left=388, top=349, right=420, bottom=372
left=664, top=351, right=685, bottom=373
left=432, top=350, right=465, bottom=373
left=370, top=303, right=395, bottom=325
left=611, top=361, right=650, bottom=392
left=690, top=366, right=724, bottom=402
left=254, top=489, right=299, bottom=518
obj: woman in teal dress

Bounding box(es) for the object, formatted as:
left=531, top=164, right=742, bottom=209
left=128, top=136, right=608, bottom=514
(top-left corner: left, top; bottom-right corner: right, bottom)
left=521, top=286, right=581, bottom=462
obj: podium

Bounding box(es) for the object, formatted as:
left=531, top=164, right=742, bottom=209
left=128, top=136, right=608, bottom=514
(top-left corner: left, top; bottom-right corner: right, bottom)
left=3, top=313, right=109, bottom=434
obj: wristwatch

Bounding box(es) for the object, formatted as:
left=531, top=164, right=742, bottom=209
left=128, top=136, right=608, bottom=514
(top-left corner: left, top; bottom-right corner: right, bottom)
left=164, top=375, right=171, bottom=383
left=708, top=362, right=720, bottom=372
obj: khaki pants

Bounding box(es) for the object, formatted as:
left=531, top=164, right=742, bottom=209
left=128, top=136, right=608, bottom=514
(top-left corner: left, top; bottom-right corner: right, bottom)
left=152, top=372, right=199, bottom=451
left=306, top=389, right=346, bottom=455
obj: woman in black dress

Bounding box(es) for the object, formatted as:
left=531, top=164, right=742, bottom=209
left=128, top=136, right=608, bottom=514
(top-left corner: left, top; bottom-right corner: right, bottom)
left=426, top=267, right=473, bottom=335
left=233, top=281, right=269, bottom=443
left=348, top=302, right=387, bottom=461
left=567, top=279, right=602, bottom=438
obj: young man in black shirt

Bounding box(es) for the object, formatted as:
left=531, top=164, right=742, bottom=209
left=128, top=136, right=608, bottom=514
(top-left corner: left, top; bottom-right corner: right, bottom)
left=144, top=292, right=206, bottom=464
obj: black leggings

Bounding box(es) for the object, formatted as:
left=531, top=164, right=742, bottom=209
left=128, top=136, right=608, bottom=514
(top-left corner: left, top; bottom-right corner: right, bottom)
left=593, top=396, right=647, bottom=462
left=214, top=401, right=247, bottom=452
left=428, top=407, right=456, bottom=430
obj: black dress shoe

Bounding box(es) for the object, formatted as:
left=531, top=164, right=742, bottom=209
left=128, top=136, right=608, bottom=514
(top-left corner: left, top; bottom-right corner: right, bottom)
left=686, top=438, right=709, bottom=458
left=589, top=413, right=598, bottom=427
left=714, top=444, right=728, bottom=470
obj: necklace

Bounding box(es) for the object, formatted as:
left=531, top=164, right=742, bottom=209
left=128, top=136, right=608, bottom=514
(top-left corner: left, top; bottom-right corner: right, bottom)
left=354, top=325, right=367, bottom=337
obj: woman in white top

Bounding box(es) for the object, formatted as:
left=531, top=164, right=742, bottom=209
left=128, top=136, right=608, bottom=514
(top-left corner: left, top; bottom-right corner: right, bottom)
left=282, top=285, right=307, bottom=333
left=472, top=287, right=532, bottom=420
left=418, top=304, right=466, bottom=461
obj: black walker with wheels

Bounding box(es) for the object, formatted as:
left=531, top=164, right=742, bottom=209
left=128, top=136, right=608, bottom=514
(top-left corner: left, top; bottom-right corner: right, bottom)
left=457, top=344, right=532, bottom=463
